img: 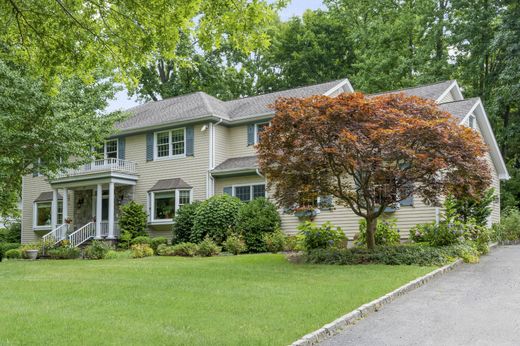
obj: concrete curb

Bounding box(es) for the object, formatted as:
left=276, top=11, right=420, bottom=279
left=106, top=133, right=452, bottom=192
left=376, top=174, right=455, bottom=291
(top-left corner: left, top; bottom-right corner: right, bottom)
left=290, top=259, right=464, bottom=346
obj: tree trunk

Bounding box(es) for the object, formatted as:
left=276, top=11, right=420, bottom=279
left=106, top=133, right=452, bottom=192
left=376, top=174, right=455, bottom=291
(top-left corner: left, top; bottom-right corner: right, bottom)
left=366, top=217, right=377, bottom=250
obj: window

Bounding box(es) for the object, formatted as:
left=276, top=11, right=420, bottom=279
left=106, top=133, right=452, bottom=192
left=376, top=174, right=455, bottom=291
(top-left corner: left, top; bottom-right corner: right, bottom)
left=95, top=139, right=118, bottom=160
left=35, top=201, right=63, bottom=227
left=231, top=184, right=266, bottom=202
left=178, top=190, right=191, bottom=208
left=149, top=189, right=192, bottom=223
left=255, top=123, right=269, bottom=144
left=154, top=128, right=185, bottom=159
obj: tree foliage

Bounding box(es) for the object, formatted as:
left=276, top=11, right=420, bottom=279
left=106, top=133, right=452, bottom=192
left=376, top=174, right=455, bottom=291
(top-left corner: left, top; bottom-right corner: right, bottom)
left=258, top=93, right=491, bottom=249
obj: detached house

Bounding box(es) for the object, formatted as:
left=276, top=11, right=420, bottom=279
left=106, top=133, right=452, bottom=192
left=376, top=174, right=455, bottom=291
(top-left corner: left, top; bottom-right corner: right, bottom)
left=21, top=78, right=509, bottom=245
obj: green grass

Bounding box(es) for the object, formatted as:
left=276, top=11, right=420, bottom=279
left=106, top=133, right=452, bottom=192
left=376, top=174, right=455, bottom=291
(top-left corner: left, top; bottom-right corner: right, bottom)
left=0, top=254, right=434, bottom=345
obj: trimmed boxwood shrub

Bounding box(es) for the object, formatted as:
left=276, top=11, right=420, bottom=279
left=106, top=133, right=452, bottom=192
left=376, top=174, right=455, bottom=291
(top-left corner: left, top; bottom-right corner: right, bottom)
left=130, top=236, right=152, bottom=246
left=84, top=241, right=111, bottom=260
left=236, top=198, right=281, bottom=252
left=156, top=244, right=175, bottom=256
left=5, top=248, right=22, bottom=259
left=192, top=195, right=243, bottom=243
left=0, top=242, right=20, bottom=260
left=150, top=237, right=168, bottom=252
left=197, top=237, right=221, bottom=257
left=172, top=201, right=201, bottom=244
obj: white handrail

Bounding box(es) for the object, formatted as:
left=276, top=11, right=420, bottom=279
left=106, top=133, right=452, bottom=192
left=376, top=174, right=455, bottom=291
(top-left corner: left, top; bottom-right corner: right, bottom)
left=55, top=158, right=137, bottom=178
left=42, top=224, right=69, bottom=245
left=68, top=222, right=96, bottom=247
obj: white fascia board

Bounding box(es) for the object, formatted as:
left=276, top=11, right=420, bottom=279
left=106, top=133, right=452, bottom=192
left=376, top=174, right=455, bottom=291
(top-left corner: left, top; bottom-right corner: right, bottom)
left=436, top=80, right=463, bottom=103
left=324, top=78, right=354, bottom=96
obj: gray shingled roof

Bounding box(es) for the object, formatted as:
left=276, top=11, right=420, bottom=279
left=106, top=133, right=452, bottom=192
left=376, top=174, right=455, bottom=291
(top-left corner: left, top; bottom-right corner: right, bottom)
left=439, top=98, right=479, bottom=120
left=148, top=178, right=192, bottom=192
left=371, top=80, right=454, bottom=101
left=211, top=156, right=258, bottom=173
left=225, top=79, right=347, bottom=120
left=117, top=79, right=348, bottom=131
left=34, top=191, right=63, bottom=202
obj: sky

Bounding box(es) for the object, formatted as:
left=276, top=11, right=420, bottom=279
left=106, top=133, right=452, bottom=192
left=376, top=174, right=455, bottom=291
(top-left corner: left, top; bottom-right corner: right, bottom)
left=105, top=0, right=325, bottom=112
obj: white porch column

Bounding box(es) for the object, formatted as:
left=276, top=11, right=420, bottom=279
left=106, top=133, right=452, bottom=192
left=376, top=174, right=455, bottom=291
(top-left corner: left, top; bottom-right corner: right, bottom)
left=95, top=184, right=102, bottom=239
left=51, top=189, right=58, bottom=230
left=107, top=182, right=115, bottom=239
left=62, top=188, right=68, bottom=224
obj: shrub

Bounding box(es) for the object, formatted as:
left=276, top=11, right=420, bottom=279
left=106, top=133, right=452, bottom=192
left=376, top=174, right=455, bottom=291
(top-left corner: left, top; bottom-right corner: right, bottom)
left=84, top=241, right=111, bottom=260
left=236, top=198, right=281, bottom=252
left=493, top=208, right=520, bottom=242
left=409, top=220, right=467, bottom=247
left=356, top=218, right=400, bottom=246
left=171, top=242, right=199, bottom=257
left=150, top=237, right=168, bottom=253
left=197, top=237, right=221, bottom=257
left=444, top=189, right=494, bottom=227
left=192, top=195, right=243, bottom=243
left=223, top=234, right=247, bottom=255
left=0, top=242, right=20, bottom=260
left=298, top=221, right=347, bottom=250
left=263, top=229, right=286, bottom=253
left=409, top=222, right=436, bottom=243
left=130, top=244, right=154, bottom=258
left=156, top=244, right=176, bottom=256
left=304, top=243, right=481, bottom=266
left=119, top=201, right=148, bottom=248
left=130, top=236, right=152, bottom=246
left=0, top=222, right=21, bottom=243
left=172, top=202, right=201, bottom=244
left=5, top=248, right=22, bottom=259
left=284, top=235, right=302, bottom=252
left=47, top=247, right=81, bottom=259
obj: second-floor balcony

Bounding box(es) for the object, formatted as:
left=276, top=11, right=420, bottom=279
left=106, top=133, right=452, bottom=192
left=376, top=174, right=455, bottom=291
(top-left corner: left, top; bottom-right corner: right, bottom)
left=52, top=158, right=138, bottom=182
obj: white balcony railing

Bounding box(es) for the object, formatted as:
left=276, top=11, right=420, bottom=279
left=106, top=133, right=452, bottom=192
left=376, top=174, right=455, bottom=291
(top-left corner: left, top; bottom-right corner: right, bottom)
left=54, top=158, right=137, bottom=179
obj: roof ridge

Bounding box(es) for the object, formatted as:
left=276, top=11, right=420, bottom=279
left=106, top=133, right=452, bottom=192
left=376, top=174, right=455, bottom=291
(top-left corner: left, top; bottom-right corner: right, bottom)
left=125, top=90, right=217, bottom=112
left=369, top=80, right=455, bottom=96
left=224, top=78, right=348, bottom=104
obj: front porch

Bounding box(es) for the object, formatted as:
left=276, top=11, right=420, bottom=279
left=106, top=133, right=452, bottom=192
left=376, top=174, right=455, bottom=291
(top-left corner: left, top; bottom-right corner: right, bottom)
left=42, top=158, right=138, bottom=246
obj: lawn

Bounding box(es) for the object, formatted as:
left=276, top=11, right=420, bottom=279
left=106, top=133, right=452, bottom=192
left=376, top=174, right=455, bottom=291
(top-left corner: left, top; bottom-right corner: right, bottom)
left=0, top=254, right=434, bottom=345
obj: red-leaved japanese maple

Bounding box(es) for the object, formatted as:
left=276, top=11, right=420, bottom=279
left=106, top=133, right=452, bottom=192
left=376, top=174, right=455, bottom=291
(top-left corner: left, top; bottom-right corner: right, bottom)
left=257, top=92, right=491, bottom=249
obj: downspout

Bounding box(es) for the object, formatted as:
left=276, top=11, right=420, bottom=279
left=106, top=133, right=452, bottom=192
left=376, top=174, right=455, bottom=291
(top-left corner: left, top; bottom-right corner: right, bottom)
left=208, top=117, right=224, bottom=198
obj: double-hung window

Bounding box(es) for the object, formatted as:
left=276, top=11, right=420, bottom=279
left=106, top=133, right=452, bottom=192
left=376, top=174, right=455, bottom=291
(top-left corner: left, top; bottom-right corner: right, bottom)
left=95, top=139, right=118, bottom=161
left=230, top=184, right=266, bottom=202
left=155, top=128, right=185, bottom=159
left=149, top=189, right=192, bottom=223
left=254, top=123, right=269, bottom=144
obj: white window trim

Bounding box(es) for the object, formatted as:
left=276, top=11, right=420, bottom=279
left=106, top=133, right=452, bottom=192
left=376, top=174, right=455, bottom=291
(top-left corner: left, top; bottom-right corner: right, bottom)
left=148, top=188, right=192, bottom=224
left=254, top=122, right=270, bottom=144
left=153, top=128, right=187, bottom=161
left=94, top=139, right=119, bottom=160
left=33, top=200, right=62, bottom=230
left=231, top=183, right=266, bottom=202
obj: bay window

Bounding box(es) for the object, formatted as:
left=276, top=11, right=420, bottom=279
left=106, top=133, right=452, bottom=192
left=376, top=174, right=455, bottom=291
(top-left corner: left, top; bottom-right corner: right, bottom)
left=34, top=201, right=63, bottom=228
left=149, top=189, right=192, bottom=223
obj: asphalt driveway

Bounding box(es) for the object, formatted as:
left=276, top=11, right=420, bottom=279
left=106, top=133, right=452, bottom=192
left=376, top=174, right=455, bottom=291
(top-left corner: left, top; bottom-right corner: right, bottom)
left=321, top=246, right=520, bottom=346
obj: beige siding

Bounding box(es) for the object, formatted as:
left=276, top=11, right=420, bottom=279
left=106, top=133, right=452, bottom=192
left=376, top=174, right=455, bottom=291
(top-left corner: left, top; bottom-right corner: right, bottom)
left=226, top=125, right=256, bottom=158
left=126, top=124, right=210, bottom=237
left=439, top=89, right=455, bottom=103
left=21, top=176, right=74, bottom=243
left=214, top=125, right=230, bottom=167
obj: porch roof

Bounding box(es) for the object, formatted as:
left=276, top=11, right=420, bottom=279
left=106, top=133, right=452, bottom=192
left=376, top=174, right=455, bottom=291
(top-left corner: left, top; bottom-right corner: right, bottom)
left=34, top=191, right=62, bottom=202
left=148, top=178, right=192, bottom=192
